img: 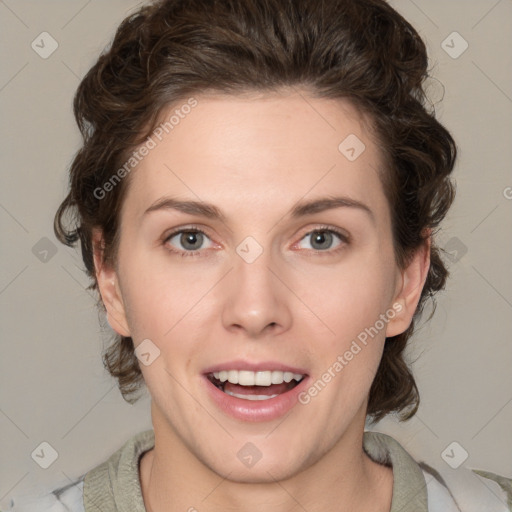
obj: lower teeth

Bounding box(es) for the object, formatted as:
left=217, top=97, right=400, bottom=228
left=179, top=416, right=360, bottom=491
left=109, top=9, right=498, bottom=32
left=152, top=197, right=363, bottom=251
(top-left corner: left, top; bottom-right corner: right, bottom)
left=224, top=389, right=279, bottom=400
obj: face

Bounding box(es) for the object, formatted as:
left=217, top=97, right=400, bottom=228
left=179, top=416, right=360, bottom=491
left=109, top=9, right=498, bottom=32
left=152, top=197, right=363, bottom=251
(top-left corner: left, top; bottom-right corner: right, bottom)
left=95, top=89, right=427, bottom=483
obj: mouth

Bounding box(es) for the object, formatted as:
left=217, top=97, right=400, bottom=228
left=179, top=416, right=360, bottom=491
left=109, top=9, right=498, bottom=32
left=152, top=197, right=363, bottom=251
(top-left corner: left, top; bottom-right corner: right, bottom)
left=206, top=370, right=306, bottom=401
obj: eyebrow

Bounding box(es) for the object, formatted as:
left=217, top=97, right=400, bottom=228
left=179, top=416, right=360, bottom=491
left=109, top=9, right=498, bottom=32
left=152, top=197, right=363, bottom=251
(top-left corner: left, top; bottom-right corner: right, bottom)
left=143, top=195, right=374, bottom=223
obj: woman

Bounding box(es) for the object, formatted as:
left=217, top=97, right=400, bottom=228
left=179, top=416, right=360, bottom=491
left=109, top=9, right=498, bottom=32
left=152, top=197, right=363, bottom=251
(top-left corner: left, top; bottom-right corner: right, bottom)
left=5, top=0, right=511, bottom=510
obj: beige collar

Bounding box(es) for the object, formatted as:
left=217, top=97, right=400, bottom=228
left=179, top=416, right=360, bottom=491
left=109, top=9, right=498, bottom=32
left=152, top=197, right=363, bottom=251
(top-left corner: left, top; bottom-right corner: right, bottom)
left=84, top=429, right=428, bottom=512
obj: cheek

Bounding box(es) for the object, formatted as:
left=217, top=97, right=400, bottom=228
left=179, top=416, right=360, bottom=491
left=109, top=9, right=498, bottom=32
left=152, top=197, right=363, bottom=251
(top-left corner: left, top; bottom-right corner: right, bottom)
left=118, top=249, right=216, bottom=340
left=298, top=258, right=396, bottom=344
left=294, top=258, right=395, bottom=405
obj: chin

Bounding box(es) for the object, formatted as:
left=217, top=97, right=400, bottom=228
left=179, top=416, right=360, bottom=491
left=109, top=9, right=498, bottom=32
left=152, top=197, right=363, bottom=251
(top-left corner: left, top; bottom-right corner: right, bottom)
left=196, top=438, right=319, bottom=485
left=207, top=458, right=307, bottom=485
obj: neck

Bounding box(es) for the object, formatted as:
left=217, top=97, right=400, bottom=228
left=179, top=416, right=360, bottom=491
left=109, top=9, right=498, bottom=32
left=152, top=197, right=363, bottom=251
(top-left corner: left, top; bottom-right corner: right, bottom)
left=140, top=403, right=393, bottom=512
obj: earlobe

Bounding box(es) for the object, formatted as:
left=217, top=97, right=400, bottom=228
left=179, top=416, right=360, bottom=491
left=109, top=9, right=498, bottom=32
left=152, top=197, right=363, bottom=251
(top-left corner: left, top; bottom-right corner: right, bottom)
left=385, top=232, right=431, bottom=338
left=92, top=228, right=131, bottom=337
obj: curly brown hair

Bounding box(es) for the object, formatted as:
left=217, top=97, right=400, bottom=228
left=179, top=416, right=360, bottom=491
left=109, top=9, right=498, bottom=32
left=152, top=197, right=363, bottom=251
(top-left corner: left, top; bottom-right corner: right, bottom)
left=54, top=0, right=456, bottom=422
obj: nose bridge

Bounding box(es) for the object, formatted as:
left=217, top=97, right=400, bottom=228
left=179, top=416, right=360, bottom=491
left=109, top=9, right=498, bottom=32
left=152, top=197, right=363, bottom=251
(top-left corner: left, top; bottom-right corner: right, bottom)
left=221, top=236, right=291, bottom=335
left=235, top=239, right=275, bottom=292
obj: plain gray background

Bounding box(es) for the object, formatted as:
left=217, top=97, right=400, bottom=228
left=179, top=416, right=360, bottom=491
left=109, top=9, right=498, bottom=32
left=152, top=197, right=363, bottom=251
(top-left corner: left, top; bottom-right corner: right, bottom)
left=1, top=0, right=511, bottom=505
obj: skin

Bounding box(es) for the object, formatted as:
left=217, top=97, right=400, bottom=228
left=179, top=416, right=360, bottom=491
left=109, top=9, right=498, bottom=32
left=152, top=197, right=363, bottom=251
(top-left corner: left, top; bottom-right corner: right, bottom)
left=93, top=89, right=430, bottom=512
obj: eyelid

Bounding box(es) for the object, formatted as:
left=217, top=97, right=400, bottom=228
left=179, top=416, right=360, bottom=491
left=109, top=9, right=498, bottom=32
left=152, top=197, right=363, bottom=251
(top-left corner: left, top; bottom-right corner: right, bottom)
left=295, top=224, right=350, bottom=243
left=163, top=224, right=215, bottom=242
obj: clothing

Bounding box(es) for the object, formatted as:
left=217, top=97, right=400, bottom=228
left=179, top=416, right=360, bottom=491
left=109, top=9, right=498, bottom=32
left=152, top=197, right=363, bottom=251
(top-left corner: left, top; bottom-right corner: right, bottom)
left=4, top=429, right=511, bottom=511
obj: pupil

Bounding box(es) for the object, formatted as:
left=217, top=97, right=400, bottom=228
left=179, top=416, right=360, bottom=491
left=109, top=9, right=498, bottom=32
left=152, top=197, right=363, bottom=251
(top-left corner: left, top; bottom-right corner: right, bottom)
left=182, top=232, right=202, bottom=250
left=312, top=231, right=332, bottom=250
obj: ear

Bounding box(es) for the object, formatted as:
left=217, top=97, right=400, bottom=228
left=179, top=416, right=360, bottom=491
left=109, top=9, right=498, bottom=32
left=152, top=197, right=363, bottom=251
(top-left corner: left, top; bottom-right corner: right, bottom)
left=385, top=230, right=431, bottom=338
left=92, top=228, right=131, bottom=337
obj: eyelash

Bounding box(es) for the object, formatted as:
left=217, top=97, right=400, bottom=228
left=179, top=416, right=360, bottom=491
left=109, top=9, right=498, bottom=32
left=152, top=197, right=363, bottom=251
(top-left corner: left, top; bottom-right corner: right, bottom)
left=163, top=224, right=349, bottom=258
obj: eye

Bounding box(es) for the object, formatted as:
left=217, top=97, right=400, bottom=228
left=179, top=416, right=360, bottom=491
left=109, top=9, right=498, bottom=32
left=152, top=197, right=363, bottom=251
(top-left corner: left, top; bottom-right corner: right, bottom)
left=296, top=227, right=348, bottom=253
left=164, top=227, right=214, bottom=257
left=162, top=225, right=349, bottom=258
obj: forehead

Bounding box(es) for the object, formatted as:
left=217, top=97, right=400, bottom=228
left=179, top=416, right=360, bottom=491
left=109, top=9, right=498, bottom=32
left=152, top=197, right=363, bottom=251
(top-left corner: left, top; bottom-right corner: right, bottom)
left=121, top=91, right=389, bottom=224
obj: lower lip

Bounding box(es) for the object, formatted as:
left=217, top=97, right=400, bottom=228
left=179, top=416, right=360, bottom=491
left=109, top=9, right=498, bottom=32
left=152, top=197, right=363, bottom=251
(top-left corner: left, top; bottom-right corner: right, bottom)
left=202, top=375, right=309, bottom=422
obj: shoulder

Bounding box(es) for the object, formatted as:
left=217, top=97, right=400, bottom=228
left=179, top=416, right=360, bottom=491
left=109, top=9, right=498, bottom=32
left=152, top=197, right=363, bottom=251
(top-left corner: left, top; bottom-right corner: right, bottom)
left=364, top=431, right=512, bottom=512
left=2, top=476, right=85, bottom=512
left=421, top=461, right=512, bottom=512
left=3, top=430, right=154, bottom=512
left=83, top=429, right=154, bottom=511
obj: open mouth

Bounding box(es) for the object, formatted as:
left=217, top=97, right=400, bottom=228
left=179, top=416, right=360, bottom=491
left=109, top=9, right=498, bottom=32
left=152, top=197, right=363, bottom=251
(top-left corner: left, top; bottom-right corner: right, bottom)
left=207, top=370, right=306, bottom=401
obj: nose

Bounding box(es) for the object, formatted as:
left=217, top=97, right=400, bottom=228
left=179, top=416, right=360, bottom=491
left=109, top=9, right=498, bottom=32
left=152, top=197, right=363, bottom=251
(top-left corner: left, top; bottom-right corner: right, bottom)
left=221, top=246, right=292, bottom=338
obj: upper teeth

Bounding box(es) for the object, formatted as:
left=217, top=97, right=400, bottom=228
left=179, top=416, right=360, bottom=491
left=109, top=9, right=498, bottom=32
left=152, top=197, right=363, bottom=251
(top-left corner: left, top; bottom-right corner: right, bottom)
left=212, top=370, right=304, bottom=386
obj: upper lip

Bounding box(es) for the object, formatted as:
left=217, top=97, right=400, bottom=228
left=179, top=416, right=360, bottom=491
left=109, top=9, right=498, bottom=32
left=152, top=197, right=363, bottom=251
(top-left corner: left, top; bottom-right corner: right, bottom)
left=203, top=360, right=308, bottom=375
